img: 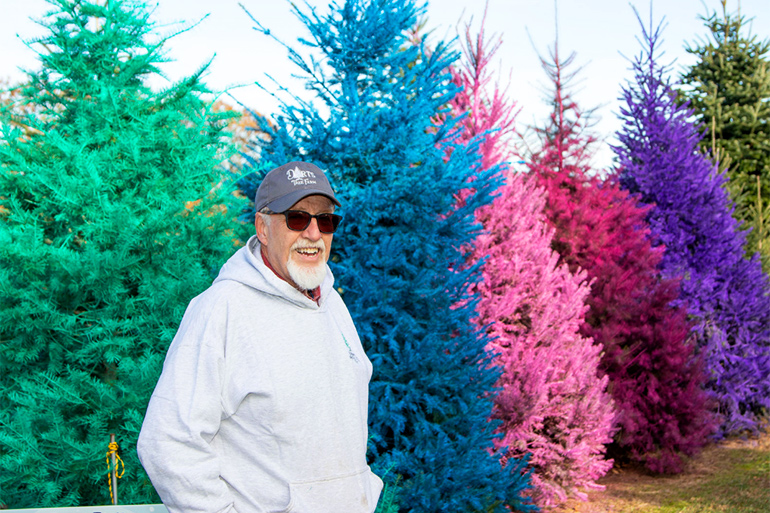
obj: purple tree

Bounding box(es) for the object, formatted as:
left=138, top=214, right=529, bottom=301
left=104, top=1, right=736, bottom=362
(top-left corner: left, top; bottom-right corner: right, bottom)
left=446, top=18, right=616, bottom=506
left=614, top=13, right=770, bottom=435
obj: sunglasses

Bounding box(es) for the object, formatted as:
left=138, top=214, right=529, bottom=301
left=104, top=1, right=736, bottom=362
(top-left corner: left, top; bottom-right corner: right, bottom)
left=275, top=210, right=343, bottom=234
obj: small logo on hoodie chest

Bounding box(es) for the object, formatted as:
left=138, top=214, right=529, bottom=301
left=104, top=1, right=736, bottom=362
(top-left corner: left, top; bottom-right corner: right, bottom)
left=341, top=333, right=360, bottom=363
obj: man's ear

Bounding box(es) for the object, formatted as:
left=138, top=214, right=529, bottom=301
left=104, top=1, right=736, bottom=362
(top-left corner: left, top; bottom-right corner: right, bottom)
left=255, top=214, right=269, bottom=246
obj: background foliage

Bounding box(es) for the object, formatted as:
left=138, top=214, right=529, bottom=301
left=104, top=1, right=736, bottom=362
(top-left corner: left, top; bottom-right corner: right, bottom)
left=0, top=0, right=767, bottom=511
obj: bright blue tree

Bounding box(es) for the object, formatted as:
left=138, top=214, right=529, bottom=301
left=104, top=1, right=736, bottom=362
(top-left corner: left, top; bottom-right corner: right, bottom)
left=237, top=1, right=534, bottom=512
left=614, top=12, right=770, bottom=436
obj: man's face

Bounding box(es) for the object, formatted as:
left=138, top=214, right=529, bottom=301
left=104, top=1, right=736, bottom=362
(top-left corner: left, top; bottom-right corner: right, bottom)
left=255, top=194, right=335, bottom=290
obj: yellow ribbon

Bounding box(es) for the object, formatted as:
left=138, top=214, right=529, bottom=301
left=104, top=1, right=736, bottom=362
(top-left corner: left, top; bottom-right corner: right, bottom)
left=106, top=441, right=125, bottom=504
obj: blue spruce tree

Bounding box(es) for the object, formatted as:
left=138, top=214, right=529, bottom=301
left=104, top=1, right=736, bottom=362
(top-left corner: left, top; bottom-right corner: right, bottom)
left=613, top=12, right=770, bottom=436
left=238, top=0, right=533, bottom=511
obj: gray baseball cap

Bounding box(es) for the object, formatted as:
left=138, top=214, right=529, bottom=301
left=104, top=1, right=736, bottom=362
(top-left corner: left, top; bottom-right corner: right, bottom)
left=255, top=161, right=341, bottom=213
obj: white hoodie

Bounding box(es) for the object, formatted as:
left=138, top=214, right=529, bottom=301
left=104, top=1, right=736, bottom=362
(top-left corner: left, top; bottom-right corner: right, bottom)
left=137, top=235, right=382, bottom=513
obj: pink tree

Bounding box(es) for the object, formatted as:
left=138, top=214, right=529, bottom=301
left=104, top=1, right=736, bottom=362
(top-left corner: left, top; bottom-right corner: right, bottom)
left=447, top=17, right=616, bottom=506
left=470, top=174, right=616, bottom=506
left=529, top=42, right=714, bottom=474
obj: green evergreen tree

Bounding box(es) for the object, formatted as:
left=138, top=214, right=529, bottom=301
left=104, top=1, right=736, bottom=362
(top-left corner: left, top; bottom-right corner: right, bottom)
left=0, top=0, right=246, bottom=507
left=680, top=0, right=770, bottom=272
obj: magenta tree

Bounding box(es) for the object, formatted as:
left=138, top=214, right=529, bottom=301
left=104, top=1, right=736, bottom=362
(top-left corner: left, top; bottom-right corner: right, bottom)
left=529, top=41, right=714, bottom=473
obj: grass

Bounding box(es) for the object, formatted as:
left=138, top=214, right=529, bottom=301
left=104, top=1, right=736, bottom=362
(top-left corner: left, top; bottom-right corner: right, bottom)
left=553, top=431, right=770, bottom=513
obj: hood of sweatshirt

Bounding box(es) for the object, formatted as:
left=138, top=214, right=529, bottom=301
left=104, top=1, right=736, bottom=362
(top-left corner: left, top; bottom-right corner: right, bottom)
left=213, top=235, right=335, bottom=310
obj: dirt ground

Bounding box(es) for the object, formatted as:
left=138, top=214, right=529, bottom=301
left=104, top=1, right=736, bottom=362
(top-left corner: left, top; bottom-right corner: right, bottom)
left=551, top=432, right=770, bottom=513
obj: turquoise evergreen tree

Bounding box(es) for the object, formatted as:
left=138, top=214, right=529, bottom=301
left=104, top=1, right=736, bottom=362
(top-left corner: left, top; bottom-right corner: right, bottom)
left=0, top=0, right=246, bottom=507
left=237, top=1, right=534, bottom=511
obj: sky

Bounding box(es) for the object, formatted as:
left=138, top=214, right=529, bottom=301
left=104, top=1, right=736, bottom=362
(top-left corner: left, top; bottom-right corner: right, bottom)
left=1, top=0, right=768, bottom=169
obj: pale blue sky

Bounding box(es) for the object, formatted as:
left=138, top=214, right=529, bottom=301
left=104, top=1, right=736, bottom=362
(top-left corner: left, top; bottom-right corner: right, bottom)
left=1, top=0, right=768, bottom=169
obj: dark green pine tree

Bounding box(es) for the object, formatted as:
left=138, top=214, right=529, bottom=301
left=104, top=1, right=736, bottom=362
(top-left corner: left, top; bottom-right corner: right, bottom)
left=0, top=0, right=247, bottom=507
left=680, top=0, right=770, bottom=272
left=238, top=1, right=534, bottom=511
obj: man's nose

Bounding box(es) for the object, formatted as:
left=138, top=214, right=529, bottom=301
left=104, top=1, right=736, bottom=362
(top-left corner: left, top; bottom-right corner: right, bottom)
left=302, top=217, right=322, bottom=240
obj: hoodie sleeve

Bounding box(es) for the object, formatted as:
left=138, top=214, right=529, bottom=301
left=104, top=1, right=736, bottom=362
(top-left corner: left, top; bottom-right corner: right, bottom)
left=137, top=295, right=236, bottom=513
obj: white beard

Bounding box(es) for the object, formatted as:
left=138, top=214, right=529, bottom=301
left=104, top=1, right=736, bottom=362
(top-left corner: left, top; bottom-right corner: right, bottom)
left=286, top=240, right=327, bottom=290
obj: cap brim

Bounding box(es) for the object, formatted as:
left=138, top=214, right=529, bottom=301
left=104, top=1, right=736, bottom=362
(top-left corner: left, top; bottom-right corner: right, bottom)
left=266, top=189, right=341, bottom=213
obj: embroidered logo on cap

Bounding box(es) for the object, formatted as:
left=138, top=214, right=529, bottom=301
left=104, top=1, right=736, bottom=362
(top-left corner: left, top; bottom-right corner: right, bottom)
left=286, top=166, right=318, bottom=187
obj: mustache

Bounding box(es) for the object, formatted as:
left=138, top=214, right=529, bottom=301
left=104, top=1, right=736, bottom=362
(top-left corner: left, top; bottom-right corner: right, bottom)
left=291, top=239, right=326, bottom=252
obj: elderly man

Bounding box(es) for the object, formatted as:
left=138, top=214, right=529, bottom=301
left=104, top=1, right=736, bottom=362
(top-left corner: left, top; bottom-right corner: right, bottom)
left=137, top=161, right=382, bottom=513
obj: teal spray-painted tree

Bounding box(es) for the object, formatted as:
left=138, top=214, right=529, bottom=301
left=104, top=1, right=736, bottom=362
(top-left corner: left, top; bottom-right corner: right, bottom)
left=529, top=40, right=713, bottom=473
left=237, top=0, right=534, bottom=511
left=442, top=17, right=615, bottom=507
left=0, top=0, right=246, bottom=507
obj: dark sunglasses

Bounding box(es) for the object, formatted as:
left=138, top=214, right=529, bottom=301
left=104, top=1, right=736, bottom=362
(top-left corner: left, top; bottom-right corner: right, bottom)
left=276, top=210, right=343, bottom=234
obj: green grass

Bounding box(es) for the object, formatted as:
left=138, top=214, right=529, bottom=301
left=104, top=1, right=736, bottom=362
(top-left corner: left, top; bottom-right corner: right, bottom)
left=642, top=447, right=767, bottom=512
left=555, top=434, right=770, bottom=513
